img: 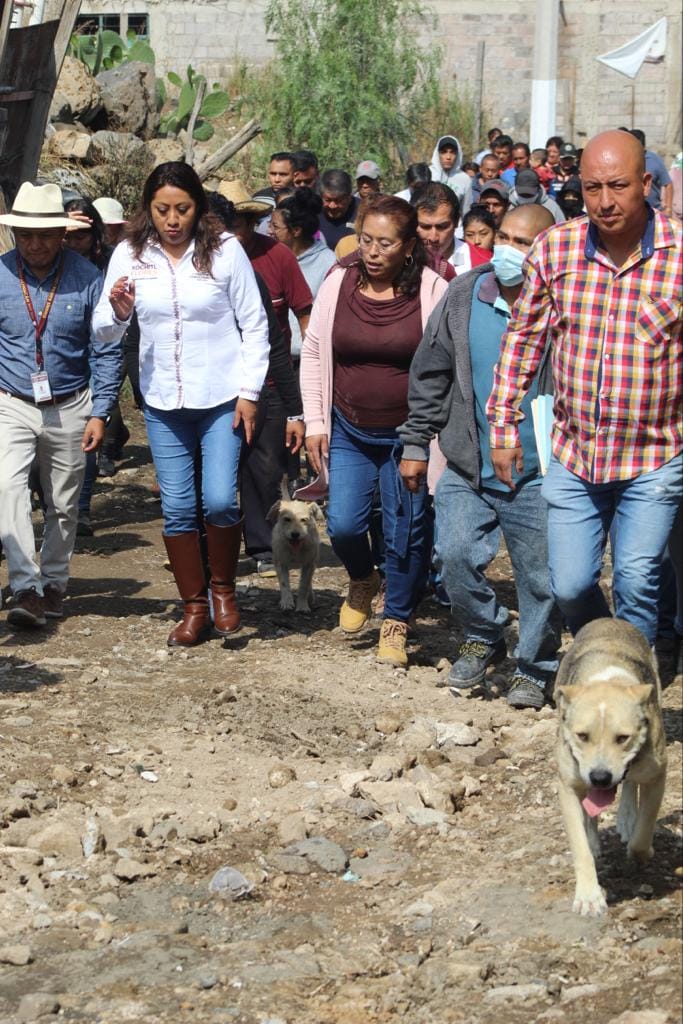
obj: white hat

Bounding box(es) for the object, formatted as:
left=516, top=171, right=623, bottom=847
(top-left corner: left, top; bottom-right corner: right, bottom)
left=0, top=182, right=71, bottom=229
left=93, top=196, right=126, bottom=224
left=217, top=180, right=271, bottom=215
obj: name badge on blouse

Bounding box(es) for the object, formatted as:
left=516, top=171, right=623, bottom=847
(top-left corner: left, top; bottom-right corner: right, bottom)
left=130, top=265, right=158, bottom=280
left=31, top=371, right=53, bottom=403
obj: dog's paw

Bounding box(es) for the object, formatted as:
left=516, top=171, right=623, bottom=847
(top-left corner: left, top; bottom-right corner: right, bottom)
left=573, top=885, right=608, bottom=917
left=295, top=600, right=311, bottom=614
left=279, top=593, right=295, bottom=611
left=627, top=841, right=654, bottom=864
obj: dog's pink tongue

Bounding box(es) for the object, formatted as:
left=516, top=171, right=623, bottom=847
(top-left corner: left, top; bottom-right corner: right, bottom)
left=582, top=787, right=617, bottom=818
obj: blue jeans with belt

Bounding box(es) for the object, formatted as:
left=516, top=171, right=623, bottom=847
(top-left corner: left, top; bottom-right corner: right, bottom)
left=541, top=453, right=683, bottom=645
left=326, top=408, right=430, bottom=622
left=143, top=400, right=242, bottom=535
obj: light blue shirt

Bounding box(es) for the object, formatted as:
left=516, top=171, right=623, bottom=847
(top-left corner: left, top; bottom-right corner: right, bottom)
left=0, top=248, right=122, bottom=418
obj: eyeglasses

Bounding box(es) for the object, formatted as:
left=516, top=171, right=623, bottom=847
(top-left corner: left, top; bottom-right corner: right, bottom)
left=358, top=234, right=402, bottom=254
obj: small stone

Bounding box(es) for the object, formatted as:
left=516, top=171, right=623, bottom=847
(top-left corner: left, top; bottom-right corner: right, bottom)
left=113, top=858, right=157, bottom=881
left=561, top=984, right=602, bottom=1002
left=33, top=823, right=82, bottom=862
left=374, top=712, right=403, bottom=735
left=268, top=765, right=297, bottom=789
left=0, top=943, right=33, bottom=965
left=278, top=813, right=308, bottom=845
left=101, top=765, right=124, bottom=779
left=51, top=765, right=77, bottom=786
left=606, top=1012, right=671, bottom=1024
left=282, top=836, right=347, bottom=873
left=196, top=972, right=219, bottom=990
left=436, top=721, right=481, bottom=747
left=474, top=747, right=508, bottom=767
left=406, top=807, right=447, bottom=828
left=484, top=983, right=547, bottom=1003
left=140, top=770, right=158, bottom=783
left=81, top=817, right=105, bottom=858
left=79, top=670, right=99, bottom=685
left=339, top=770, right=371, bottom=796
left=222, top=798, right=237, bottom=811
left=17, top=993, right=60, bottom=1020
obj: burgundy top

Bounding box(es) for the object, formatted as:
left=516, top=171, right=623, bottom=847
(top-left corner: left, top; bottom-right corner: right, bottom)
left=332, top=265, right=422, bottom=428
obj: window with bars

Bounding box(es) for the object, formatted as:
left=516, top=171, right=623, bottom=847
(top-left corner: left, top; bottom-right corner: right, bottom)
left=75, top=13, right=149, bottom=39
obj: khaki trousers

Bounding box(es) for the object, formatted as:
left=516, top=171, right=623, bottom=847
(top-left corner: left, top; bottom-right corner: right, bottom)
left=0, top=389, right=91, bottom=595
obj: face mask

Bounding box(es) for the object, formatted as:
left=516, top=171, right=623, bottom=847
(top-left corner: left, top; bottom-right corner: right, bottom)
left=491, top=243, right=526, bottom=286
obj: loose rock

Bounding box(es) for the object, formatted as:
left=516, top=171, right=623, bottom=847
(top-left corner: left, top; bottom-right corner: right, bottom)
left=0, top=943, right=32, bottom=965
left=17, top=993, right=60, bottom=1021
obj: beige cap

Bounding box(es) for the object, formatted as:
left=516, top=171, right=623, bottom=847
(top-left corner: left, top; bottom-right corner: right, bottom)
left=93, top=196, right=126, bottom=224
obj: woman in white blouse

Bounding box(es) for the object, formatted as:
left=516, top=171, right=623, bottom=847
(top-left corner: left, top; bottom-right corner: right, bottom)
left=94, top=163, right=269, bottom=647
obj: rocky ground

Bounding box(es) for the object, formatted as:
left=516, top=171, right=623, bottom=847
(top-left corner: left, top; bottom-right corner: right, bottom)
left=0, top=403, right=681, bottom=1024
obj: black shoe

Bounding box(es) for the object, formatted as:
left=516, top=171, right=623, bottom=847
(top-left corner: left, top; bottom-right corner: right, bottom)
left=506, top=673, right=546, bottom=709
left=98, top=452, right=116, bottom=478
left=448, top=637, right=507, bottom=690
left=77, top=512, right=94, bottom=537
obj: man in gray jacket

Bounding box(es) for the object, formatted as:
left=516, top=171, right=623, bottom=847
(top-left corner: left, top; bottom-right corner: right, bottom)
left=398, top=205, right=561, bottom=709
left=509, top=168, right=565, bottom=224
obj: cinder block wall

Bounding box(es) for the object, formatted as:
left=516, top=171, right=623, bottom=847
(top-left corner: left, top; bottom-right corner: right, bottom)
left=49, top=0, right=681, bottom=159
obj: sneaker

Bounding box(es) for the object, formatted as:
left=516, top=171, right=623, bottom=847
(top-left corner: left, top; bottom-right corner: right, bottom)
left=377, top=618, right=408, bottom=667
left=448, top=637, right=507, bottom=690
left=43, top=584, right=64, bottom=619
left=7, top=588, right=46, bottom=628
left=256, top=558, right=277, bottom=578
left=98, top=452, right=116, bottom=478
left=339, top=570, right=380, bottom=633
left=506, top=673, right=546, bottom=710
left=77, top=511, right=94, bottom=537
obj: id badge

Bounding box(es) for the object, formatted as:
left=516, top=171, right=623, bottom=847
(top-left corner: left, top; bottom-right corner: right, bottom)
left=31, top=371, right=53, bottom=403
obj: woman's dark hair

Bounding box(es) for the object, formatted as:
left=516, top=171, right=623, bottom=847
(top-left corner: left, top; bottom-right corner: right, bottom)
left=276, top=187, right=322, bottom=241
left=546, top=135, right=564, bottom=150
left=206, top=191, right=236, bottom=232
left=64, top=198, right=107, bottom=268
left=274, top=186, right=297, bottom=206
left=462, top=206, right=497, bottom=235
left=461, top=161, right=480, bottom=175
left=405, top=162, right=431, bottom=187
left=128, top=162, right=222, bottom=274
left=357, top=194, right=427, bottom=298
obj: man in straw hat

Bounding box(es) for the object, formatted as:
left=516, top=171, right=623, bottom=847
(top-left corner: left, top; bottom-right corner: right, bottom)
left=218, top=180, right=312, bottom=575
left=0, top=182, right=123, bottom=628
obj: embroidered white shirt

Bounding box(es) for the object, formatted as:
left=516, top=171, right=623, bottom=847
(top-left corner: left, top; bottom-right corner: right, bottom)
left=93, top=233, right=269, bottom=410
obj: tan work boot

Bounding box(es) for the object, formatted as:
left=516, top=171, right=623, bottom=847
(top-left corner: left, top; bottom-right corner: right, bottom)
left=339, top=569, right=380, bottom=633
left=377, top=618, right=409, bottom=667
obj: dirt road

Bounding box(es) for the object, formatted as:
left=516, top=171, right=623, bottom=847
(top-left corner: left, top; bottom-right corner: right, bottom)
left=0, top=405, right=680, bottom=1024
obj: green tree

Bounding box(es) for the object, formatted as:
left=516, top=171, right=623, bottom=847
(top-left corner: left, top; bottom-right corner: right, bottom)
left=253, top=0, right=442, bottom=175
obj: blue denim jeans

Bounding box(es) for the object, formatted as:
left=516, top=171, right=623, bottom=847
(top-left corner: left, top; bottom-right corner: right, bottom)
left=143, top=400, right=242, bottom=535
left=435, top=467, right=561, bottom=685
left=541, top=454, right=683, bottom=645
left=326, top=409, right=430, bottom=622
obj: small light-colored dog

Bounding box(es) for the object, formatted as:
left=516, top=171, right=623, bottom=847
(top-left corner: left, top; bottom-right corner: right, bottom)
left=554, top=618, right=667, bottom=917
left=267, top=485, right=323, bottom=613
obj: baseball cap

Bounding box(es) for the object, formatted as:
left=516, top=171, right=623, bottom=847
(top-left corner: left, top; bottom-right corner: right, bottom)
left=438, top=135, right=459, bottom=151
left=559, top=142, right=578, bottom=160
left=480, top=180, right=510, bottom=201
left=515, top=169, right=541, bottom=201
left=355, top=160, right=381, bottom=180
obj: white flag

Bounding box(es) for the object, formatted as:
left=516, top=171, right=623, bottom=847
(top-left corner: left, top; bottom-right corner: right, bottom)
left=596, top=17, right=667, bottom=79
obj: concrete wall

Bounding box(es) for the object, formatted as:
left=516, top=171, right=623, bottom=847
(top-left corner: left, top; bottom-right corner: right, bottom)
left=49, top=0, right=681, bottom=158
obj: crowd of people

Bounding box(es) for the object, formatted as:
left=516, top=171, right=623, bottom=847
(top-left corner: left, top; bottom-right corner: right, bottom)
left=0, top=123, right=680, bottom=710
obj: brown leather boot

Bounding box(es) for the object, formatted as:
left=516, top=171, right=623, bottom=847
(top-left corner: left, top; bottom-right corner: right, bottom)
left=205, top=519, right=243, bottom=635
left=163, top=532, right=211, bottom=647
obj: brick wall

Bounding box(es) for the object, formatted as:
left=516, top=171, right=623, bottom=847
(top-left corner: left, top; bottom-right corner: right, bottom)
left=49, top=0, right=682, bottom=159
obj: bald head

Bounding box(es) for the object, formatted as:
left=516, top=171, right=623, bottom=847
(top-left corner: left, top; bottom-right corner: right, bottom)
left=579, top=130, right=651, bottom=245
left=498, top=203, right=554, bottom=252
left=580, top=130, right=645, bottom=178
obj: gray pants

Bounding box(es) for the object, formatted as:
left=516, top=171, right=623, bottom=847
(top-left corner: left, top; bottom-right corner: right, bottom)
left=0, top=389, right=91, bottom=595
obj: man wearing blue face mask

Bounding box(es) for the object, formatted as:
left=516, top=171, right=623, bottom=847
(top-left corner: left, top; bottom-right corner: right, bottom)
left=398, top=204, right=561, bottom=710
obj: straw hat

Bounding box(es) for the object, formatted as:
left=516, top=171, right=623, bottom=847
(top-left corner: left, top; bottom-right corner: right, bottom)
left=93, top=196, right=126, bottom=224
left=217, top=180, right=271, bottom=214
left=0, top=182, right=71, bottom=229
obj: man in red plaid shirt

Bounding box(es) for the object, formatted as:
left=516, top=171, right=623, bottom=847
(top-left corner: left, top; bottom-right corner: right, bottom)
left=487, top=130, right=682, bottom=647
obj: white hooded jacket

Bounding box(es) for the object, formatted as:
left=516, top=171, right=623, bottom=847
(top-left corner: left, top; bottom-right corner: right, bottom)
left=429, top=134, right=471, bottom=200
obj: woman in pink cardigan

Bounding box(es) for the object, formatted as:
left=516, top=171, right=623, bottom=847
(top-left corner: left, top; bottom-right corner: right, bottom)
left=301, top=195, right=448, bottom=667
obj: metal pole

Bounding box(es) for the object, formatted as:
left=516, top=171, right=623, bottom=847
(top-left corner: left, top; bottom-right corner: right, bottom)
left=529, top=0, right=559, bottom=149
left=473, top=41, right=485, bottom=156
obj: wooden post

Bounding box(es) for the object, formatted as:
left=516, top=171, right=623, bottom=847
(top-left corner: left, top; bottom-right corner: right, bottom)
left=0, top=0, right=14, bottom=74
left=19, top=0, right=82, bottom=184
left=473, top=41, right=485, bottom=154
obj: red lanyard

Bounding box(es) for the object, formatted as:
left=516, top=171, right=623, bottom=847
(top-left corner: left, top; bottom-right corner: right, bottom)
left=17, top=253, right=64, bottom=370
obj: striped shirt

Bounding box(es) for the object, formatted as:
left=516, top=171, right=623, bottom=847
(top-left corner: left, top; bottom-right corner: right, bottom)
left=486, top=209, right=682, bottom=483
